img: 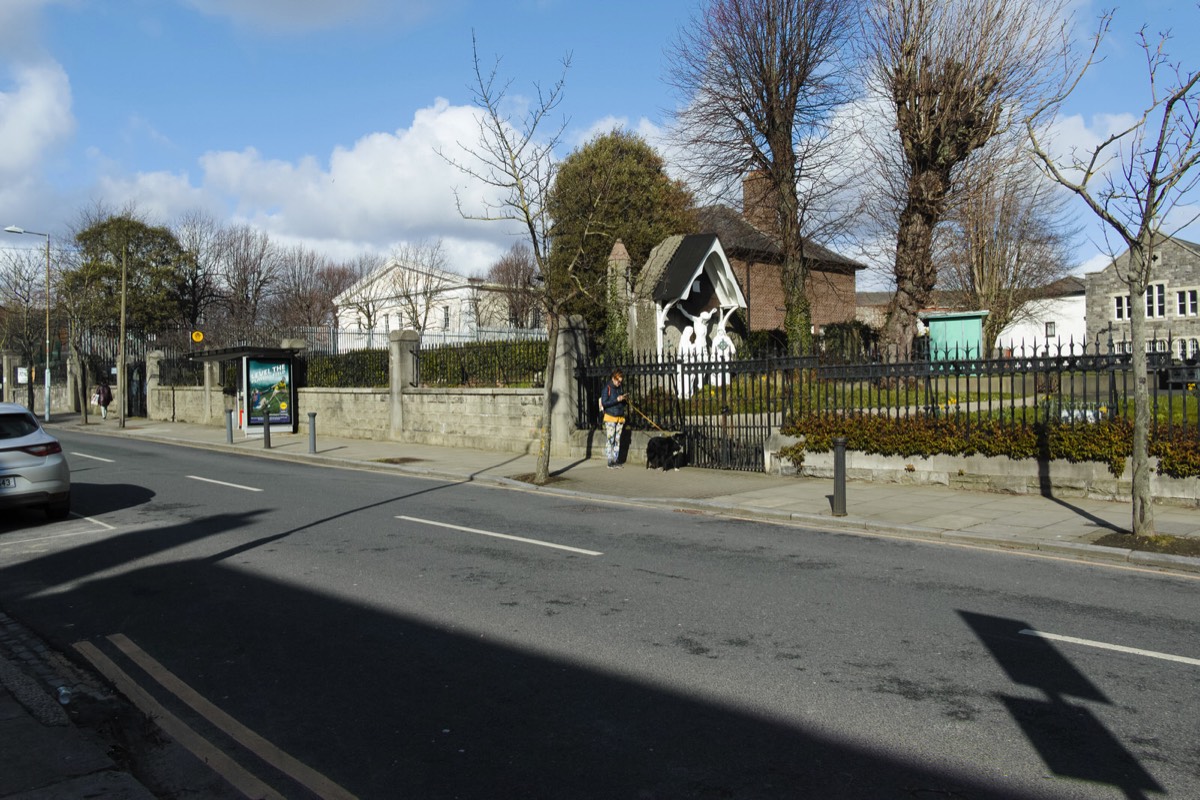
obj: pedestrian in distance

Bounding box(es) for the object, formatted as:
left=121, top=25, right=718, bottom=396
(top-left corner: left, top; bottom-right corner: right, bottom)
left=600, top=369, right=627, bottom=469
left=95, top=380, right=113, bottom=419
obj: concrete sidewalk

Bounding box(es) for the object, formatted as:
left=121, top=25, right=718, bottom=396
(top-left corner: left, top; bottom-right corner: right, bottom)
left=2, top=413, right=1198, bottom=799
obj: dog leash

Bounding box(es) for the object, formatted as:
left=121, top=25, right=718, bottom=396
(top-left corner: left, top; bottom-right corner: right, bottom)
left=627, top=401, right=667, bottom=432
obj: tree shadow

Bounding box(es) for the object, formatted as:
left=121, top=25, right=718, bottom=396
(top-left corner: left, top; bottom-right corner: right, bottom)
left=1036, top=449, right=1128, bottom=534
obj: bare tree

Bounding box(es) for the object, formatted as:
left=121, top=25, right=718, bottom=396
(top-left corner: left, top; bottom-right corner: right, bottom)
left=334, top=252, right=389, bottom=331
left=217, top=225, right=278, bottom=339
left=864, top=0, right=1068, bottom=357
left=269, top=244, right=335, bottom=329
left=388, top=239, right=455, bottom=333
left=441, top=34, right=600, bottom=484
left=1027, top=13, right=1200, bottom=537
left=0, top=247, right=46, bottom=408
left=486, top=242, right=540, bottom=328
left=172, top=210, right=225, bottom=329
left=938, top=134, right=1077, bottom=350
left=668, top=0, right=860, bottom=354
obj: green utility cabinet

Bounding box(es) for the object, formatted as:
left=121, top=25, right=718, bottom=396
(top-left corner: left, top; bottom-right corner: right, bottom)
left=920, top=310, right=989, bottom=360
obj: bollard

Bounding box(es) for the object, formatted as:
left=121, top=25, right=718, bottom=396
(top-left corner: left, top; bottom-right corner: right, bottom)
left=832, top=436, right=847, bottom=517
left=262, top=410, right=271, bottom=449
left=308, top=411, right=317, bottom=454
left=225, top=408, right=233, bottom=444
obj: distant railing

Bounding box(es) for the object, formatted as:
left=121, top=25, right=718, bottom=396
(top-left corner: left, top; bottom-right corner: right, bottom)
left=416, top=338, right=548, bottom=387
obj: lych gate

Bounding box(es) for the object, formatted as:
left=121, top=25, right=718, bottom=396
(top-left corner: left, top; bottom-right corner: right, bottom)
left=626, top=234, right=747, bottom=398
left=589, top=234, right=771, bottom=471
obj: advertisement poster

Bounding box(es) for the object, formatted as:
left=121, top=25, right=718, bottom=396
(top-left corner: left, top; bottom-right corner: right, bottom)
left=245, top=358, right=293, bottom=427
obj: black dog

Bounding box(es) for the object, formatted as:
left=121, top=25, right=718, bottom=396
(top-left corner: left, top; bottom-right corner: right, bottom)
left=646, top=435, right=686, bottom=471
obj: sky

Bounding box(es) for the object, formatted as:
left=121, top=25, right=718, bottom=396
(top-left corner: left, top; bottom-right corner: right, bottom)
left=2, top=0, right=1199, bottom=288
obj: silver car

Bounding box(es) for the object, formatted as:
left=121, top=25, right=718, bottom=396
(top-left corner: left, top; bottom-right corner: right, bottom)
left=0, top=403, right=71, bottom=520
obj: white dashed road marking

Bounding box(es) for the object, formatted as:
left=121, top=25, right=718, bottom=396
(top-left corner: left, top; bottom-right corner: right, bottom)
left=1020, top=629, right=1200, bottom=667
left=397, top=515, right=603, bottom=556
left=187, top=475, right=263, bottom=492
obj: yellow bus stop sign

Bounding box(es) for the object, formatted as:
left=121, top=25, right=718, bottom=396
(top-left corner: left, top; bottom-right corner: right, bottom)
left=191, top=330, right=204, bottom=343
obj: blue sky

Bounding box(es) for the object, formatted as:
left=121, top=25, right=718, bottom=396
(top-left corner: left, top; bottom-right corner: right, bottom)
left=2, top=0, right=1198, bottom=285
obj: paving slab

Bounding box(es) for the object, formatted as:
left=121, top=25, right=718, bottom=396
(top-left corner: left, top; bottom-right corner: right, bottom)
left=0, top=707, right=113, bottom=797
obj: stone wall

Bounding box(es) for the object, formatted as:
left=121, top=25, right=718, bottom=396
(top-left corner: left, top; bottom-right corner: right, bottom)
left=398, top=389, right=543, bottom=453
left=297, top=388, right=390, bottom=439
left=149, top=386, right=215, bottom=424
left=766, top=434, right=1199, bottom=507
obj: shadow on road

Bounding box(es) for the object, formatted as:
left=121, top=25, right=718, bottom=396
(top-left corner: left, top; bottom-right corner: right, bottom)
left=960, top=611, right=1161, bottom=799
left=0, top=499, right=1062, bottom=799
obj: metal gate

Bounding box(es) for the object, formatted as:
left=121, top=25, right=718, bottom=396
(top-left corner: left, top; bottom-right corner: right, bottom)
left=578, top=353, right=801, bottom=472
left=77, top=327, right=150, bottom=418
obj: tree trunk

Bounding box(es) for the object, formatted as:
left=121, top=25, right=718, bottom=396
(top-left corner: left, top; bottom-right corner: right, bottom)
left=533, top=313, right=562, bottom=485
left=782, top=253, right=812, bottom=357
left=1127, top=248, right=1155, bottom=537
left=884, top=193, right=941, bottom=360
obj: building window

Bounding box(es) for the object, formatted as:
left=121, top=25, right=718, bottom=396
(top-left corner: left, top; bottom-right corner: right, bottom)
left=1178, top=338, right=1190, bottom=360
left=1179, top=288, right=1199, bottom=317
left=442, top=306, right=450, bottom=330
left=1045, top=321, right=1056, bottom=338
left=1190, top=339, right=1200, bottom=360
left=1115, top=295, right=1131, bottom=320
left=1146, top=283, right=1166, bottom=318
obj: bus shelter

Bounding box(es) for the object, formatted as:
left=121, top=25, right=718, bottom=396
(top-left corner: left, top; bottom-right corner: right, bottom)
left=190, top=346, right=300, bottom=436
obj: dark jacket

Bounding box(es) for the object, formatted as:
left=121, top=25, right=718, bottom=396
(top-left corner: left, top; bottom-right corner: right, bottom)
left=97, top=384, right=113, bottom=406
left=601, top=380, right=626, bottom=419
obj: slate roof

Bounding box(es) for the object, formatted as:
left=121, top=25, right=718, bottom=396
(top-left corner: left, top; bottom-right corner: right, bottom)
left=694, top=205, right=864, bottom=273
left=635, top=233, right=746, bottom=309
left=1041, top=276, right=1086, bottom=297
left=653, top=234, right=721, bottom=303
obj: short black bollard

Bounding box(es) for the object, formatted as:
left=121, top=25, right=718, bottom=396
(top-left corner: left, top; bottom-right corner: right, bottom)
left=832, top=436, right=847, bottom=517
left=262, top=410, right=271, bottom=449
left=225, top=408, right=233, bottom=444
left=308, top=412, right=317, bottom=454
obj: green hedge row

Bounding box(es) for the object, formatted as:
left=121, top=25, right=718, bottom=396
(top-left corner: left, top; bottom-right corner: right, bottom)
left=304, top=350, right=388, bottom=388
left=419, top=340, right=547, bottom=387
left=779, top=415, right=1200, bottom=479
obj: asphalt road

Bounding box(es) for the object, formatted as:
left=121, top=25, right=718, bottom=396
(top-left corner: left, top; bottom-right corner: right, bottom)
left=1, top=428, right=1198, bottom=799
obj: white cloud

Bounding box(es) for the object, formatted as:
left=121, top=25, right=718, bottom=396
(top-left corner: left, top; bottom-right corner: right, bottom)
left=87, top=98, right=530, bottom=275
left=1074, top=250, right=1114, bottom=277
left=180, top=0, right=433, bottom=34
left=0, top=61, right=74, bottom=177
left=1038, top=111, right=1140, bottom=171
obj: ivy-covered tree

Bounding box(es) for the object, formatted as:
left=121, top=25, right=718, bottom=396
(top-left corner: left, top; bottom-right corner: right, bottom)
left=65, top=214, right=188, bottom=332
left=546, top=130, right=696, bottom=344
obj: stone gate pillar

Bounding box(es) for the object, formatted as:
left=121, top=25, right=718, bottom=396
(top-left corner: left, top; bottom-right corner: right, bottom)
left=390, top=330, right=420, bottom=439
left=550, top=315, right=588, bottom=456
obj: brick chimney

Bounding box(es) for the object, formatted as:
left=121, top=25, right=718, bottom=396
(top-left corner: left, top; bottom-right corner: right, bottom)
left=742, top=170, right=779, bottom=236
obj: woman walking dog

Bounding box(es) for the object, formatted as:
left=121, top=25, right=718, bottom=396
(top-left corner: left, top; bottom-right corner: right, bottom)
left=599, top=370, right=627, bottom=469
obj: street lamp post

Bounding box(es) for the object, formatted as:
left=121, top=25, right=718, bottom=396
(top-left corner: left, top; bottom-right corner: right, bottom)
left=4, top=225, right=51, bottom=422
left=119, top=245, right=127, bottom=429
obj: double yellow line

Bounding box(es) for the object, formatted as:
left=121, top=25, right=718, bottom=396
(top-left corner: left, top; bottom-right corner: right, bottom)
left=75, top=634, right=358, bottom=800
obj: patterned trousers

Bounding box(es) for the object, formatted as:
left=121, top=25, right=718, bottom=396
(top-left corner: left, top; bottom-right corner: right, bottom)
left=604, top=419, right=624, bottom=465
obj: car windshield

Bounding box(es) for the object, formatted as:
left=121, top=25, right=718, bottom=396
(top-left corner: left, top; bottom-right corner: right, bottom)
left=0, top=413, right=39, bottom=439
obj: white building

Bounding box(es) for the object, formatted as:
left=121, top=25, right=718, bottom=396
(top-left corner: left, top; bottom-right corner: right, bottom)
left=333, top=258, right=542, bottom=345
left=995, top=276, right=1089, bottom=355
